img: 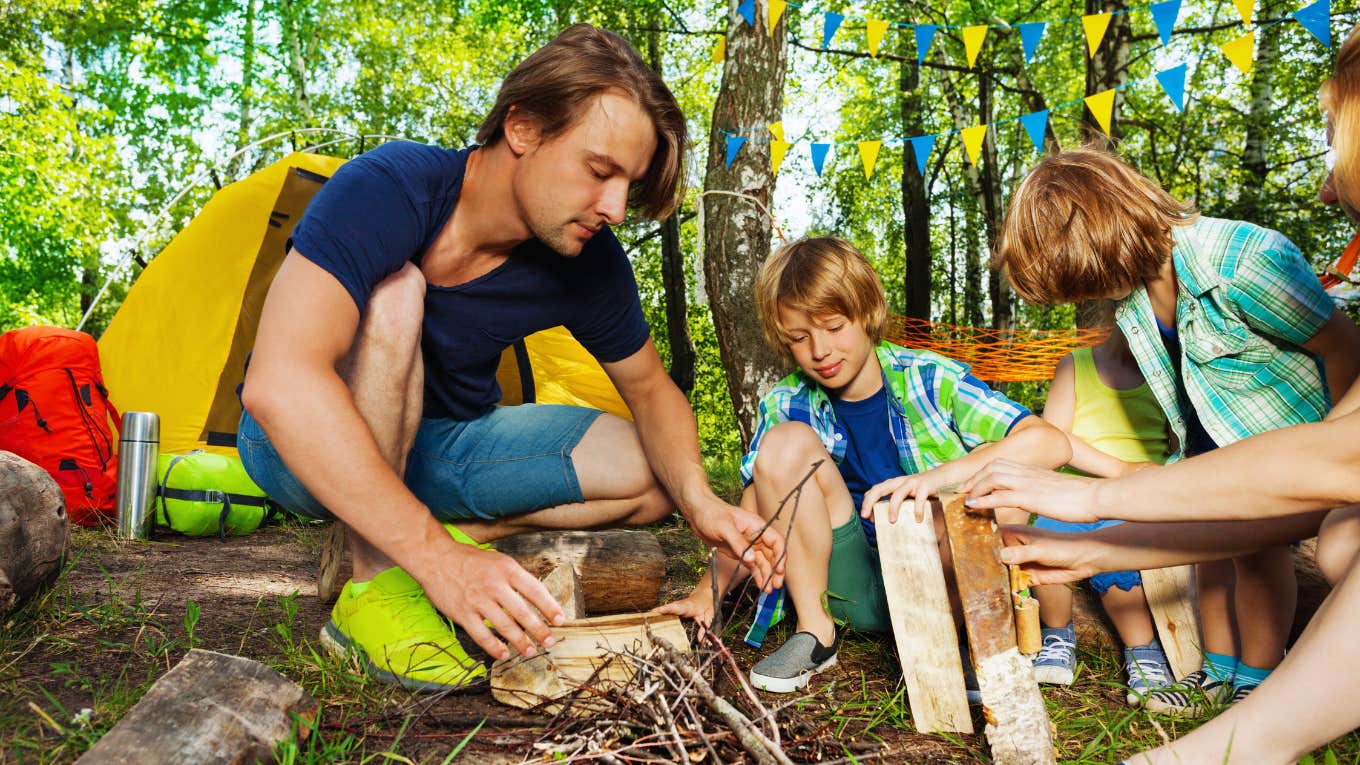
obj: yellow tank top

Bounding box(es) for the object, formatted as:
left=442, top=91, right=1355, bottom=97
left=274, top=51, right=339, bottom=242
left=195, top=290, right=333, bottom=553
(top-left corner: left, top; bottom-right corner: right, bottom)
left=1069, top=347, right=1172, bottom=466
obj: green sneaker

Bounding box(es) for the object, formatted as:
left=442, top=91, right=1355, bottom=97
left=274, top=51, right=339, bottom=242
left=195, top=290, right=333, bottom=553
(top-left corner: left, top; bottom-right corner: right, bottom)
left=320, top=566, right=488, bottom=691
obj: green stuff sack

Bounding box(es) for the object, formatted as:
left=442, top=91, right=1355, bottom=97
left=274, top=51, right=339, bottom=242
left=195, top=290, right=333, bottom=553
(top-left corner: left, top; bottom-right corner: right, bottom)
left=155, top=450, right=272, bottom=538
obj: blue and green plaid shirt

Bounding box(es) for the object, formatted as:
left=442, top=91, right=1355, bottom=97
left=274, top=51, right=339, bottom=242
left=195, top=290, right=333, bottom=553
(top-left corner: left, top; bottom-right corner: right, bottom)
left=1116, top=216, right=1334, bottom=460
left=741, top=341, right=1030, bottom=646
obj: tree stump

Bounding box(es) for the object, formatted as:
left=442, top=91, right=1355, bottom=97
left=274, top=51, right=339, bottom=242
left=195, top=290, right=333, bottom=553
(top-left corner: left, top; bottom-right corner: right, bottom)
left=0, top=450, right=68, bottom=616
left=76, top=649, right=317, bottom=764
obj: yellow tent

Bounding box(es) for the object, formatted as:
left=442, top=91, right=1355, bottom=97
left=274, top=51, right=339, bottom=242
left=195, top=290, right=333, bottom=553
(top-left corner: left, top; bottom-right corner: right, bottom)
left=99, top=151, right=630, bottom=457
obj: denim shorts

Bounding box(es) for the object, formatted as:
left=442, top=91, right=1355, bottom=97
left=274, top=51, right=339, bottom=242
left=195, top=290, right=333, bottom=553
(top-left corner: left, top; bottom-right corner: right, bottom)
left=238, top=404, right=602, bottom=522
left=1031, top=516, right=1142, bottom=594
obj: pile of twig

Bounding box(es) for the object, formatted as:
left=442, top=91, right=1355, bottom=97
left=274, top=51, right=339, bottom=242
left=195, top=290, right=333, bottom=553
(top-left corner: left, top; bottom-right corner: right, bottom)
left=519, top=629, right=884, bottom=764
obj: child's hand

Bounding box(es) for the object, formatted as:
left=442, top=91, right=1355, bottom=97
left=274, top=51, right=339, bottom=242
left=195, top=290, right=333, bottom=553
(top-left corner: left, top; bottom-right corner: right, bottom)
left=862, top=468, right=952, bottom=524
left=654, top=591, right=716, bottom=634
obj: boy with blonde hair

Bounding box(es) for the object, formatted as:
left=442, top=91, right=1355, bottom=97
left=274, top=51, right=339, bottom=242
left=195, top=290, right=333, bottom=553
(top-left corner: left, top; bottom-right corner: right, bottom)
left=661, top=236, right=1070, bottom=692
left=993, top=148, right=1360, bottom=714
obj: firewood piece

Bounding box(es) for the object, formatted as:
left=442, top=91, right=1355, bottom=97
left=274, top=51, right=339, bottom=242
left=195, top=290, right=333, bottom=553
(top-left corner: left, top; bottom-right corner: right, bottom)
left=76, top=649, right=317, bottom=765
left=1140, top=565, right=1202, bottom=681
left=491, top=612, right=690, bottom=712
left=0, top=451, right=68, bottom=615
left=317, top=523, right=347, bottom=601
left=1011, top=566, right=1042, bottom=655
left=493, top=530, right=666, bottom=613
left=541, top=562, right=585, bottom=621
left=941, top=493, right=1056, bottom=765
left=873, top=500, right=972, bottom=734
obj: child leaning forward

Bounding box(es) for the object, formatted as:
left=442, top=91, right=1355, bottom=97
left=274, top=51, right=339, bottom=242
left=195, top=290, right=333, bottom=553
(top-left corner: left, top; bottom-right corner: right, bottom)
left=659, top=236, right=1071, bottom=693
left=993, top=148, right=1360, bottom=716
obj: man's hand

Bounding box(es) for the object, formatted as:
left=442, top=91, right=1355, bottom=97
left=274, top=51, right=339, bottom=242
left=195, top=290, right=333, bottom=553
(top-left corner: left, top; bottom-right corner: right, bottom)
left=420, top=543, right=565, bottom=662
left=687, top=502, right=785, bottom=592
left=997, top=525, right=1105, bottom=585
left=959, top=459, right=1103, bottom=523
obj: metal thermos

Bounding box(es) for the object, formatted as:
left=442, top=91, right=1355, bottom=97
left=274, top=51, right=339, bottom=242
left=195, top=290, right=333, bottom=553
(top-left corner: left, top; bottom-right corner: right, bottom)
left=115, top=411, right=160, bottom=540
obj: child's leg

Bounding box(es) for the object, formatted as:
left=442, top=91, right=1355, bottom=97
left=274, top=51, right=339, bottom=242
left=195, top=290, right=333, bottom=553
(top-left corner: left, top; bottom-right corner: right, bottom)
left=1230, top=545, right=1297, bottom=689
left=750, top=422, right=855, bottom=646
left=1315, top=504, right=1360, bottom=586
left=1196, top=559, right=1241, bottom=681
left=1128, top=519, right=1360, bottom=765
left=1101, top=583, right=1157, bottom=648
left=1036, top=584, right=1073, bottom=629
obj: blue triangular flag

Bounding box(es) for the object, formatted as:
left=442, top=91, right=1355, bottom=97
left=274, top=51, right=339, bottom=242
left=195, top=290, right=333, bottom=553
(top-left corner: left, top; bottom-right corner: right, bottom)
left=1293, top=0, right=1331, bottom=48
left=1156, top=64, right=1187, bottom=112
left=1150, top=0, right=1182, bottom=46
left=737, top=0, right=755, bottom=27
left=1020, top=110, right=1049, bottom=152
left=725, top=136, right=747, bottom=168
left=810, top=143, right=830, bottom=176
left=1018, top=22, right=1046, bottom=64
left=907, top=135, right=936, bottom=176
left=823, top=13, right=844, bottom=49
left=914, top=25, right=937, bottom=65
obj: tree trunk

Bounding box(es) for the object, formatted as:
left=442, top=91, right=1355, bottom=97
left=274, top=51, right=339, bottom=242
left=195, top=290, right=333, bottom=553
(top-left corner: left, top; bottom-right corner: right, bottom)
left=976, top=75, right=1012, bottom=330
left=228, top=0, right=257, bottom=180
left=939, top=64, right=994, bottom=329
left=701, top=0, right=788, bottom=444
left=279, top=0, right=314, bottom=123
left=900, top=55, right=931, bottom=321
left=648, top=29, right=696, bottom=394
left=1236, top=7, right=1279, bottom=221
left=1083, top=0, right=1131, bottom=148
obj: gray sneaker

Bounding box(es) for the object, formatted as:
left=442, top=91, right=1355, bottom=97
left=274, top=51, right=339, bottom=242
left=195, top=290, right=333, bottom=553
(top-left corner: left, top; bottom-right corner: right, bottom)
left=1123, top=639, right=1172, bottom=706
left=749, top=631, right=838, bottom=693
left=1032, top=624, right=1077, bottom=685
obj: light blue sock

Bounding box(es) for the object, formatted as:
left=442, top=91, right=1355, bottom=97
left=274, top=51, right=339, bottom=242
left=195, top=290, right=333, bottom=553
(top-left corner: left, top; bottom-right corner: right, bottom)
left=1234, top=662, right=1273, bottom=689
left=1202, top=651, right=1238, bottom=683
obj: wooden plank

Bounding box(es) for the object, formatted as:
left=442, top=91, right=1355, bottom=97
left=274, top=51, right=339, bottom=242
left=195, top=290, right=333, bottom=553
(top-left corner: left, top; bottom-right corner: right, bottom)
left=873, top=500, right=972, bottom=734
left=317, top=523, right=347, bottom=602
left=1140, top=565, right=1202, bottom=681
left=541, top=562, right=586, bottom=621
left=942, top=493, right=1056, bottom=765
left=77, top=649, right=317, bottom=765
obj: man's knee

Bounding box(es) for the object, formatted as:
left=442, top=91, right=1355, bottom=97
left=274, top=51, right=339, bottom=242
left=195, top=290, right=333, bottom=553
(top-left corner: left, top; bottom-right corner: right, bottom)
left=363, top=262, right=426, bottom=341
left=752, top=422, right=827, bottom=479
left=574, top=413, right=662, bottom=499
left=1317, top=505, right=1360, bottom=586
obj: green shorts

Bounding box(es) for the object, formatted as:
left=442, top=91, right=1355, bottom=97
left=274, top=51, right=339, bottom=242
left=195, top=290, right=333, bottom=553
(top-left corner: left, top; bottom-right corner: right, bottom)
left=827, top=516, right=891, bottom=633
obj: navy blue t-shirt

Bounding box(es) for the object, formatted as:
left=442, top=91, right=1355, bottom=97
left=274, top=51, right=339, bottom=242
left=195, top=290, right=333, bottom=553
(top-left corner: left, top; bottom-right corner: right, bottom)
left=1155, top=316, right=1218, bottom=456
left=289, top=141, right=651, bottom=422
left=829, top=386, right=901, bottom=546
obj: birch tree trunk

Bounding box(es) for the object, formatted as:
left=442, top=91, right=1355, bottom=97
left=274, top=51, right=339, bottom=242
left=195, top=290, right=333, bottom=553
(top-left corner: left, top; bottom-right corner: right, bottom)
left=228, top=0, right=257, bottom=180
left=280, top=0, right=314, bottom=123
left=1082, top=0, right=1131, bottom=149
left=1236, top=5, right=1279, bottom=221
left=702, top=0, right=787, bottom=444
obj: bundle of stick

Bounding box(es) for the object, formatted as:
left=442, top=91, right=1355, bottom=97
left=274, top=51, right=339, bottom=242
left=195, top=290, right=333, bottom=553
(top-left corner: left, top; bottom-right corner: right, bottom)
left=519, top=631, right=887, bottom=765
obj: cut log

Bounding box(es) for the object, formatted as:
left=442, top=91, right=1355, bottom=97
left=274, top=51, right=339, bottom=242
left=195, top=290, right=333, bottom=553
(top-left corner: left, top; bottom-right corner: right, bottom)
left=1140, top=565, right=1201, bottom=680
left=76, top=649, right=317, bottom=765
left=316, top=523, right=347, bottom=602
left=491, top=612, right=690, bottom=712
left=540, top=562, right=585, bottom=621
left=0, top=451, right=68, bottom=616
left=942, top=492, right=1056, bottom=765
left=319, top=529, right=665, bottom=614
left=873, top=500, right=972, bottom=734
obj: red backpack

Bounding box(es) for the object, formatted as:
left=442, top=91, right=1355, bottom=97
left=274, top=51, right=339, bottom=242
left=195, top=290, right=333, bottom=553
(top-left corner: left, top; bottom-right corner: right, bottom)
left=0, top=327, right=120, bottom=525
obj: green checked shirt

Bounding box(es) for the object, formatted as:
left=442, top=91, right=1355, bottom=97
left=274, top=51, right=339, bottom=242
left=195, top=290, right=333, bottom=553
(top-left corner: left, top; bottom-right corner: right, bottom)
left=1115, top=216, right=1334, bottom=460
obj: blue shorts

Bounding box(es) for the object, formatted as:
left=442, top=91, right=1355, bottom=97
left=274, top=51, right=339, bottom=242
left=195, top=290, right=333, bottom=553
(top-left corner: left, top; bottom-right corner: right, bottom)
left=238, top=404, right=602, bottom=522
left=1031, top=516, right=1142, bottom=595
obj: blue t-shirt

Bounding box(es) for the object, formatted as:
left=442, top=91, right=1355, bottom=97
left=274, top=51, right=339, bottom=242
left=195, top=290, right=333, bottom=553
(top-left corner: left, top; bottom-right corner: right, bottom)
left=1155, top=316, right=1218, bottom=456
left=828, top=385, right=900, bottom=545
left=288, top=141, right=651, bottom=422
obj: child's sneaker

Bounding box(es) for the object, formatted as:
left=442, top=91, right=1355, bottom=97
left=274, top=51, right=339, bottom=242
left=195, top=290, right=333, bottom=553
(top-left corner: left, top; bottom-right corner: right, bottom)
left=1032, top=624, right=1077, bottom=685
left=1143, top=669, right=1232, bottom=716
left=749, top=631, right=838, bottom=693
left=1229, top=683, right=1257, bottom=704
left=320, top=566, right=488, bottom=692
left=1123, top=640, right=1172, bottom=706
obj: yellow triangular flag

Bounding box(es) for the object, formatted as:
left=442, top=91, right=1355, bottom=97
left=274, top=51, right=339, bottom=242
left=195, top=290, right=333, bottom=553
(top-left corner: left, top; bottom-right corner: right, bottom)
left=1084, top=89, right=1116, bottom=135
left=768, top=0, right=787, bottom=35
left=712, top=37, right=726, bottom=63
left=1220, top=31, right=1255, bottom=74
left=962, top=25, right=988, bottom=68
left=771, top=140, right=791, bottom=175
left=1234, top=0, right=1253, bottom=24
left=858, top=141, right=882, bottom=180
left=768, top=122, right=785, bottom=142
left=961, top=125, right=987, bottom=164
left=867, top=19, right=889, bottom=57
left=1082, top=13, right=1112, bottom=57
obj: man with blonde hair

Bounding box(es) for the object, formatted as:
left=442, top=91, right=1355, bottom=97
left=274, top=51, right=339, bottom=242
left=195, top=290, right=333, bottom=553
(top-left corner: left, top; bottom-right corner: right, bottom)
left=239, top=24, right=783, bottom=691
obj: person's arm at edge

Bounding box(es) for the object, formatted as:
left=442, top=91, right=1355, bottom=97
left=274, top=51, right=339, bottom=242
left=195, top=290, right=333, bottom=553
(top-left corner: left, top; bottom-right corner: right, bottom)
left=242, top=253, right=561, bottom=660
left=1306, top=308, right=1360, bottom=420
left=601, top=340, right=785, bottom=591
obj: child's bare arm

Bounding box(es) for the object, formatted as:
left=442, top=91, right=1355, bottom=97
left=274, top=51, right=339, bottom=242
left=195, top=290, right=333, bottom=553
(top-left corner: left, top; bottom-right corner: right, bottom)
left=1041, top=352, right=1151, bottom=479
